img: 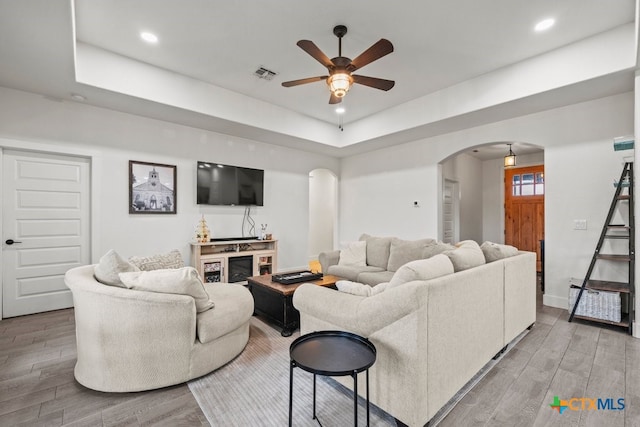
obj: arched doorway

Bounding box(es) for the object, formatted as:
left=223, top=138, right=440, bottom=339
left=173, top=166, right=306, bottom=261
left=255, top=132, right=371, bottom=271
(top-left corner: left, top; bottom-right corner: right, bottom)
left=308, top=169, right=338, bottom=266
left=439, top=142, right=544, bottom=248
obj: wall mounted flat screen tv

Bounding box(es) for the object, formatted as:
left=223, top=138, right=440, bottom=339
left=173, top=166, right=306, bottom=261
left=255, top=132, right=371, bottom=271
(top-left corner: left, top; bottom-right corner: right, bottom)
left=197, top=161, right=264, bottom=206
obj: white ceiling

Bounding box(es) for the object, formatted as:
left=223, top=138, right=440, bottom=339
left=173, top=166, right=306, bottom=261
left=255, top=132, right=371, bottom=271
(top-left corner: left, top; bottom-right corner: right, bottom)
left=0, top=0, right=636, bottom=158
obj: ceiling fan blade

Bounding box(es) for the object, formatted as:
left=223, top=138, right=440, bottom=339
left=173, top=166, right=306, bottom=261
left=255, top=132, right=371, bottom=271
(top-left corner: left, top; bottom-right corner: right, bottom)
left=281, top=76, right=328, bottom=87
left=297, top=40, right=334, bottom=68
left=352, top=75, right=395, bottom=91
left=348, top=39, right=394, bottom=71
left=329, top=93, right=342, bottom=104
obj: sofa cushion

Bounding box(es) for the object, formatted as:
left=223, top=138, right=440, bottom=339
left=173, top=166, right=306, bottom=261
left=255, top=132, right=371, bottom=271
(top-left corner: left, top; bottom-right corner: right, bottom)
left=337, top=280, right=373, bottom=296
left=128, top=249, right=185, bottom=271
left=196, top=283, right=254, bottom=344
left=94, top=249, right=140, bottom=287
left=359, top=234, right=393, bottom=269
left=327, top=264, right=385, bottom=282
left=422, top=241, right=456, bottom=259
left=445, top=240, right=486, bottom=272
left=336, top=280, right=388, bottom=297
left=119, top=266, right=215, bottom=312
left=388, top=254, right=454, bottom=288
left=481, top=241, right=519, bottom=263
left=357, top=270, right=394, bottom=286
left=338, top=241, right=367, bottom=266
left=387, top=238, right=437, bottom=272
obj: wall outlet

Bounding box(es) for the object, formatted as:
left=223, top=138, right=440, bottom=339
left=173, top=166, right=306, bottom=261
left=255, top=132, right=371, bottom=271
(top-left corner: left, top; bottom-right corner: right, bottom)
left=574, top=219, right=587, bottom=230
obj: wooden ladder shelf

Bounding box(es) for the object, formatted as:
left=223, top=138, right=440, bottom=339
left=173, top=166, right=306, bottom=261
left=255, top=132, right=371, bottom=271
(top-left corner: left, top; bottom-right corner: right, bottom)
left=568, top=162, right=635, bottom=334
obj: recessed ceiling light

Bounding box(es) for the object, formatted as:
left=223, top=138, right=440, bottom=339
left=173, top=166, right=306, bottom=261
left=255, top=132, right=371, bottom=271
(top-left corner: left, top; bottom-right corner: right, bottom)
left=335, top=107, right=346, bottom=114
left=534, top=18, right=555, bottom=32
left=140, top=31, right=158, bottom=43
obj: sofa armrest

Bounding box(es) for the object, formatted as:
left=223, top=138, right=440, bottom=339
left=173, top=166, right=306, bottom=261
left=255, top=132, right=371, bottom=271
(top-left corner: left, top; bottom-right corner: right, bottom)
left=318, top=250, right=340, bottom=273
left=293, top=281, right=424, bottom=336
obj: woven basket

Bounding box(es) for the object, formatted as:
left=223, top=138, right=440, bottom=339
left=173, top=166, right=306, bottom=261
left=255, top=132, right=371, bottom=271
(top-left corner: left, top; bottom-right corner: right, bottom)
left=568, top=285, right=621, bottom=323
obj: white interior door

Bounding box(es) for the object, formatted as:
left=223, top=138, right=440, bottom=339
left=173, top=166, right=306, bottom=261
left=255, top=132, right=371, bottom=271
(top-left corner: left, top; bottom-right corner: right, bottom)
left=443, top=179, right=459, bottom=244
left=2, top=150, right=90, bottom=318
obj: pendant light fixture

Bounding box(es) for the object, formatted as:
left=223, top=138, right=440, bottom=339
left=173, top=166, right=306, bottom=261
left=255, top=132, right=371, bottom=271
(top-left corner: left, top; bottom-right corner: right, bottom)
left=504, top=144, right=517, bottom=167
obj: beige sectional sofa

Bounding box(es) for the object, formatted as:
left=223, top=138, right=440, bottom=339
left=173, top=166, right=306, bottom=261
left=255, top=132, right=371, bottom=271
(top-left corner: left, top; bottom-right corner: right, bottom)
left=295, top=240, right=536, bottom=427
left=319, top=234, right=454, bottom=286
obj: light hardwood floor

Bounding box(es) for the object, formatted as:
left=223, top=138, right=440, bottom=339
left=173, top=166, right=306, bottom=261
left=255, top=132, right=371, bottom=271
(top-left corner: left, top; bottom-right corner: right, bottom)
left=1, top=283, right=639, bottom=426
left=440, top=287, right=640, bottom=427
left=0, top=309, right=208, bottom=426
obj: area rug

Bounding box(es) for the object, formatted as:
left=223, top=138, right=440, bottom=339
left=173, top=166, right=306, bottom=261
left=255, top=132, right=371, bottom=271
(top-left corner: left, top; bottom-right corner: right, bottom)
left=188, top=317, right=527, bottom=426
left=188, top=317, right=397, bottom=426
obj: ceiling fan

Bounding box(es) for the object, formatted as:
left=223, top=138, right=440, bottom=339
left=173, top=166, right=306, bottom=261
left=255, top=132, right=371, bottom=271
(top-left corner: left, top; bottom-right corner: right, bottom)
left=281, top=25, right=395, bottom=104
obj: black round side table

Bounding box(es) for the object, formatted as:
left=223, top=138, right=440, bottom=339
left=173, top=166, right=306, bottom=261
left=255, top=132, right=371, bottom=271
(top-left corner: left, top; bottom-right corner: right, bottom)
left=288, top=330, right=377, bottom=427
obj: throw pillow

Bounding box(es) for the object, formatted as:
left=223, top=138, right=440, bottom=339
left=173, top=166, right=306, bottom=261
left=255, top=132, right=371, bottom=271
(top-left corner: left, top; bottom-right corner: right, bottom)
left=422, top=241, right=456, bottom=259
left=388, top=254, right=454, bottom=288
left=129, top=249, right=185, bottom=271
left=336, top=280, right=389, bottom=296
left=359, top=234, right=393, bottom=269
left=94, top=249, right=140, bottom=287
left=444, top=240, right=486, bottom=272
left=119, top=266, right=215, bottom=312
left=481, top=241, right=519, bottom=262
left=386, top=238, right=437, bottom=272
left=336, top=280, right=373, bottom=296
left=338, top=241, right=367, bottom=266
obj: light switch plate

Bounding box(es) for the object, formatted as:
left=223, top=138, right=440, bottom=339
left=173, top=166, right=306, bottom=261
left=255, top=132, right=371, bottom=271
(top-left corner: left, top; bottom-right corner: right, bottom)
left=574, top=219, right=587, bottom=230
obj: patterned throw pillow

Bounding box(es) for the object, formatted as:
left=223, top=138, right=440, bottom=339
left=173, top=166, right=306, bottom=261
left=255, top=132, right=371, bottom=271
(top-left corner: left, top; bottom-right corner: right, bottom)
left=94, top=249, right=140, bottom=287
left=128, top=249, right=185, bottom=271
left=119, top=266, right=214, bottom=312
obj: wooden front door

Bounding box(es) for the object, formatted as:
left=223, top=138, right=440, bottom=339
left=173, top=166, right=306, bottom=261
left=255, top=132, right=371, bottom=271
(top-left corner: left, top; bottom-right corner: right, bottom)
left=505, top=165, right=544, bottom=272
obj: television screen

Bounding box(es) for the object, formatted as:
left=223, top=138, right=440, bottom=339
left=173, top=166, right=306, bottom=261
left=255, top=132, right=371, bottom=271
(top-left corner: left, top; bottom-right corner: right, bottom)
left=197, top=162, right=264, bottom=206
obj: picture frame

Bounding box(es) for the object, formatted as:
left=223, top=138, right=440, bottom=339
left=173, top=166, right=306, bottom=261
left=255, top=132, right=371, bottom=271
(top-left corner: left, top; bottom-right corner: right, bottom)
left=129, top=160, right=177, bottom=214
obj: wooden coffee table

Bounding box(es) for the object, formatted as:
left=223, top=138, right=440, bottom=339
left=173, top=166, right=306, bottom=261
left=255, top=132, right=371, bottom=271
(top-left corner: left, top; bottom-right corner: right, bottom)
left=247, top=273, right=341, bottom=336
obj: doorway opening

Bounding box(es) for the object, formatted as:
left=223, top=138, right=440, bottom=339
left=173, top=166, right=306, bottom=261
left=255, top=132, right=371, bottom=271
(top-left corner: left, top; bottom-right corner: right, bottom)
left=308, top=169, right=338, bottom=271
left=505, top=165, right=545, bottom=272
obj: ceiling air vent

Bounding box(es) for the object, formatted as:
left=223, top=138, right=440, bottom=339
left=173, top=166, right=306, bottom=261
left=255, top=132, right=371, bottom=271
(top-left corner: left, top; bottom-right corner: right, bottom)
left=254, top=67, right=277, bottom=81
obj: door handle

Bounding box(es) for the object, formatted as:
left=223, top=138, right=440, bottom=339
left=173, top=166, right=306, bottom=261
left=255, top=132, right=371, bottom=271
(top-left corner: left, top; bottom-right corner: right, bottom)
left=5, top=239, right=22, bottom=245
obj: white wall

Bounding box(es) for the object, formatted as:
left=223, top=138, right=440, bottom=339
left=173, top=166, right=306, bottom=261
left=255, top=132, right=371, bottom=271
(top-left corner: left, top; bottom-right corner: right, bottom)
left=308, top=169, right=337, bottom=259
left=339, top=145, right=438, bottom=242
left=340, top=92, right=634, bottom=313
left=0, top=87, right=339, bottom=272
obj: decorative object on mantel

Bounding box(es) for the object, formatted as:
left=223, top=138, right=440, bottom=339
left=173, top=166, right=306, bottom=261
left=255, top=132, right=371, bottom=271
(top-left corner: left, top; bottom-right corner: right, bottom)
left=129, top=160, right=177, bottom=214
left=195, top=215, right=211, bottom=243
left=260, top=223, right=268, bottom=240
left=504, top=144, right=517, bottom=168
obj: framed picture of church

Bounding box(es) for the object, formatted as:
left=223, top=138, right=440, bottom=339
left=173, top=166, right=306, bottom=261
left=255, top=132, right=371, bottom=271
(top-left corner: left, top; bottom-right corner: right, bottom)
left=129, top=160, right=177, bottom=214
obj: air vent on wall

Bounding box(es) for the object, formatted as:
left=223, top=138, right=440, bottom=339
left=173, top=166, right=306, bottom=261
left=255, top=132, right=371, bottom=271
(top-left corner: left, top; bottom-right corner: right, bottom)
left=254, top=66, right=277, bottom=80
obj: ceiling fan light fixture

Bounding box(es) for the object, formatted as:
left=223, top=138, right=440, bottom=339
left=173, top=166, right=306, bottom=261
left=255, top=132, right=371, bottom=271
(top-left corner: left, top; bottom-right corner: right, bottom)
left=327, top=72, right=353, bottom=98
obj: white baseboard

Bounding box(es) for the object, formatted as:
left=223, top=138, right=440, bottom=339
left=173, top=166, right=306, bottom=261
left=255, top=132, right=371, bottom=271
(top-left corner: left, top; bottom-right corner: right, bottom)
left=543, top=293, right=567, bottom=310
